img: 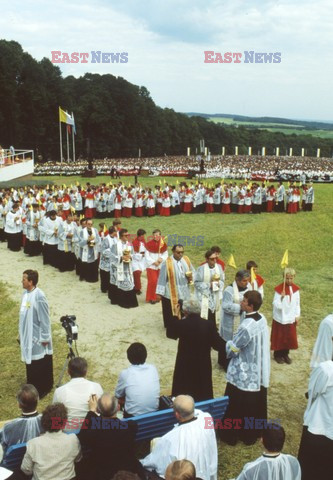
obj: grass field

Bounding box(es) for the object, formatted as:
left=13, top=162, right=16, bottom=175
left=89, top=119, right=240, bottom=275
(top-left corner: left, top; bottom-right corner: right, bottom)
left=1, top=175, right=333, bottom=478
left=208, top=116, right=333, bottom=139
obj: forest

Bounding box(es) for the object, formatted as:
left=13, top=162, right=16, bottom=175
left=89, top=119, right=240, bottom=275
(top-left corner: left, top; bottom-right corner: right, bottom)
left=1, top=40, right=333, bottom=160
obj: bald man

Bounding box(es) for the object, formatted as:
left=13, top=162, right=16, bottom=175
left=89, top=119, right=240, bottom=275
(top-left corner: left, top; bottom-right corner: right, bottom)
left=78, top=393, right=145, bottom=479
left=141, top=395, right=218, bottom=480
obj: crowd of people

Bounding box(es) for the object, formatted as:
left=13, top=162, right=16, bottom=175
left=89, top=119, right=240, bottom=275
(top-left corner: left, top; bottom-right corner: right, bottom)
left=0, top=177, right=331, bottom=480
left=32, top=154, right=333, bottom=181
left=0, top=180, right=315, bottom=244
left=0, top=264, right=332, bottom=479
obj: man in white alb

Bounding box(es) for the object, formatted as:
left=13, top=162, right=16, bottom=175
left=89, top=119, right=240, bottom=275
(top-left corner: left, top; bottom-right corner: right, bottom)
left=19, top=270, right=53, bottom=398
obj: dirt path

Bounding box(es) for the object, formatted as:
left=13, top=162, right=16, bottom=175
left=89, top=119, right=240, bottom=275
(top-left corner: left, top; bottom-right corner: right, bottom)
left=0, top=241, right=311, bottom=433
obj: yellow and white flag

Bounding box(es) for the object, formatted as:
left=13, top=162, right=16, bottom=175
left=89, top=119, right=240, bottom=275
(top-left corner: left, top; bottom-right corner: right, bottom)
left=59, top=107, right=74, bottom=126
left=227, top=254, right=237, bottom=269
left=280, top=249, right=289, bottom=269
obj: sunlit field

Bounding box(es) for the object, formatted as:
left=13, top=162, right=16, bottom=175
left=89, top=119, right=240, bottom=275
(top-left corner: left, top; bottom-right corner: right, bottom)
left=1, top=176, right=332, bottom=479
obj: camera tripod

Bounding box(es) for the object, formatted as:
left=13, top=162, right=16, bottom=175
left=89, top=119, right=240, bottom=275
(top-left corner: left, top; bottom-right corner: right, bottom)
left=56, top=340, right=77, bottom=387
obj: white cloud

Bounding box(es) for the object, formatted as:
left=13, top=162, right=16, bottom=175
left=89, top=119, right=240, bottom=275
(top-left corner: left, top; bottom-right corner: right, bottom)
left=1, top=0, right=333, bottom=120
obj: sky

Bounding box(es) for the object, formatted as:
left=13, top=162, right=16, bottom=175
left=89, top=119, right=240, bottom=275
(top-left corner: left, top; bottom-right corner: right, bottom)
left=1, top=0, right=333, bottom=121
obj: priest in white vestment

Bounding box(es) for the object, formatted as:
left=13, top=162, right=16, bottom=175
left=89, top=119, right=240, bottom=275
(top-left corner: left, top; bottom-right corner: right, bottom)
left=156, top=244, right=195, bottom=328
left=79, top=218, right=101, bottom=282
left=109, top=228, right=138, bottom=308
left=194, top=249, right=224, bottom=328
left=19, top=270, right=53, bottom=398
left=141, top=395, right=217, bottom=480
left=218, top=270, right=250, bottom=370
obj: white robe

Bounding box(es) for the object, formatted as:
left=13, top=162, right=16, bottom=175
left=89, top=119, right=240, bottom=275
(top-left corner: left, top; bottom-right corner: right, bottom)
left=194, top=263, right=224, bottom=319
left=132, top=242, right=146, bottom=272
left=226, top=313, right=270, bottom=391
left=310, top=314, right=333, bottom=368
left=19, top=287, right=53, bottom=365
left=110, top=240, right=135, bottom=291
left=272, top=288, right=300, bottom=325
left=303, top=360, right=333, bottom=440
left=140, top=409, right=217, bottom=480
left=156, top=256, right=195, bottom=300
left=4, top=210, right=22, bottom=233
left=219, top=283, right=249, bottom=341
left=235, top=453, right=301, bottom=480
left=26, top=211, right=41, bottom=242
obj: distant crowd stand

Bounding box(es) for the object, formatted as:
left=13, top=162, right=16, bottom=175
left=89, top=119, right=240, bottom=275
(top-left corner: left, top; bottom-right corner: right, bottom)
left=33, top=154, right=333, bottom=182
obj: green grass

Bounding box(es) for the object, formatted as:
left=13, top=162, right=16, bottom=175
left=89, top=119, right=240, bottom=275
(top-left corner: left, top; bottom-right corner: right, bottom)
left=0, top=282, right=68, bottom=420
left=1, top=176, right=333, bottom=479
left=208, top=116, right=333, bottom=139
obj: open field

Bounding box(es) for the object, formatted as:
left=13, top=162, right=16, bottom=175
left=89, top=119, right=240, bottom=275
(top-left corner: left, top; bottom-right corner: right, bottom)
left=0, top=177, right=333, bottom=479
left=208, top=116, right=333, bottom=139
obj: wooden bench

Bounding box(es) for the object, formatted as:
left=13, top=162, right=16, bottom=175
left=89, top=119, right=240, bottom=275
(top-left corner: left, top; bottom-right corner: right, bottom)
left=123, top=395, right=229, bottom=442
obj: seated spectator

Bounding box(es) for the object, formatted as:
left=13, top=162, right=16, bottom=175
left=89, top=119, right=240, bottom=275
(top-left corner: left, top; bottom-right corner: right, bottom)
left=78, top=393, right=145, bottom=480
left=235, top=424, right=301, bottom=479
left=52, top=357, right=103, bottom=430
left=20, top=403, right=81, bottom=480
left=0, top=384, right=42, bottom=458
left=165, top=460, right=197, bottom=480
left=115, top=343, right=160, bottom=417
left=141, top=395, right=218, bottom=480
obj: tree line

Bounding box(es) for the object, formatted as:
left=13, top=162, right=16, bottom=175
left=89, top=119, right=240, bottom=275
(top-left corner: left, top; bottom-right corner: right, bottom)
left=1, top=40, right=332, bottom=160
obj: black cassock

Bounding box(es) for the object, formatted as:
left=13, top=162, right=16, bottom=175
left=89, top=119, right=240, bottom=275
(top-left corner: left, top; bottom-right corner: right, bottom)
left=167, top=313, right=225, bottom=402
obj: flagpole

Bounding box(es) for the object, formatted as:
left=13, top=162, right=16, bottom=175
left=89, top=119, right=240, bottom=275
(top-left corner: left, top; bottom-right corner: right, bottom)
left=72, top=112, right=76, bottom=162
left=283, top=268, right=286, bottom=295
left=66, top=125, right=70, bottom=162
left=59, top=117, right=63, bottom=164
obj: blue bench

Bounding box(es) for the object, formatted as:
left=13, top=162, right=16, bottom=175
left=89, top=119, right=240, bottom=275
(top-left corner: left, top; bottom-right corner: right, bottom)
left=0, top=396, right=229, bottom=469
left=123, top=395, right=229, bottom=442
left=1, top=442, right=26, bottom=471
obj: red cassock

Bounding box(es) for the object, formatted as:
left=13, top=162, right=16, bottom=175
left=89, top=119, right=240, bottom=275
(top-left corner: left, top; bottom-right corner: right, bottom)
left=135, top=207, right=143, bottom=217
left=271, top=282, right=299, bottom=351
left=205, top=193, right=214, bottom=213
left=183, top=190, right=193, bottom=213
left=84, top=192, right=95, bottom=219
left=160, top=195, right=170, bottom=216
left=238, top=196, right=244, bottom=214
left=205, top=203, right=214, bottom=213
left=221, top=204, right=231, bottom=214
left=145, top=239, right=168, bottom=302
left=266, top=188, right=276, bottom=212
